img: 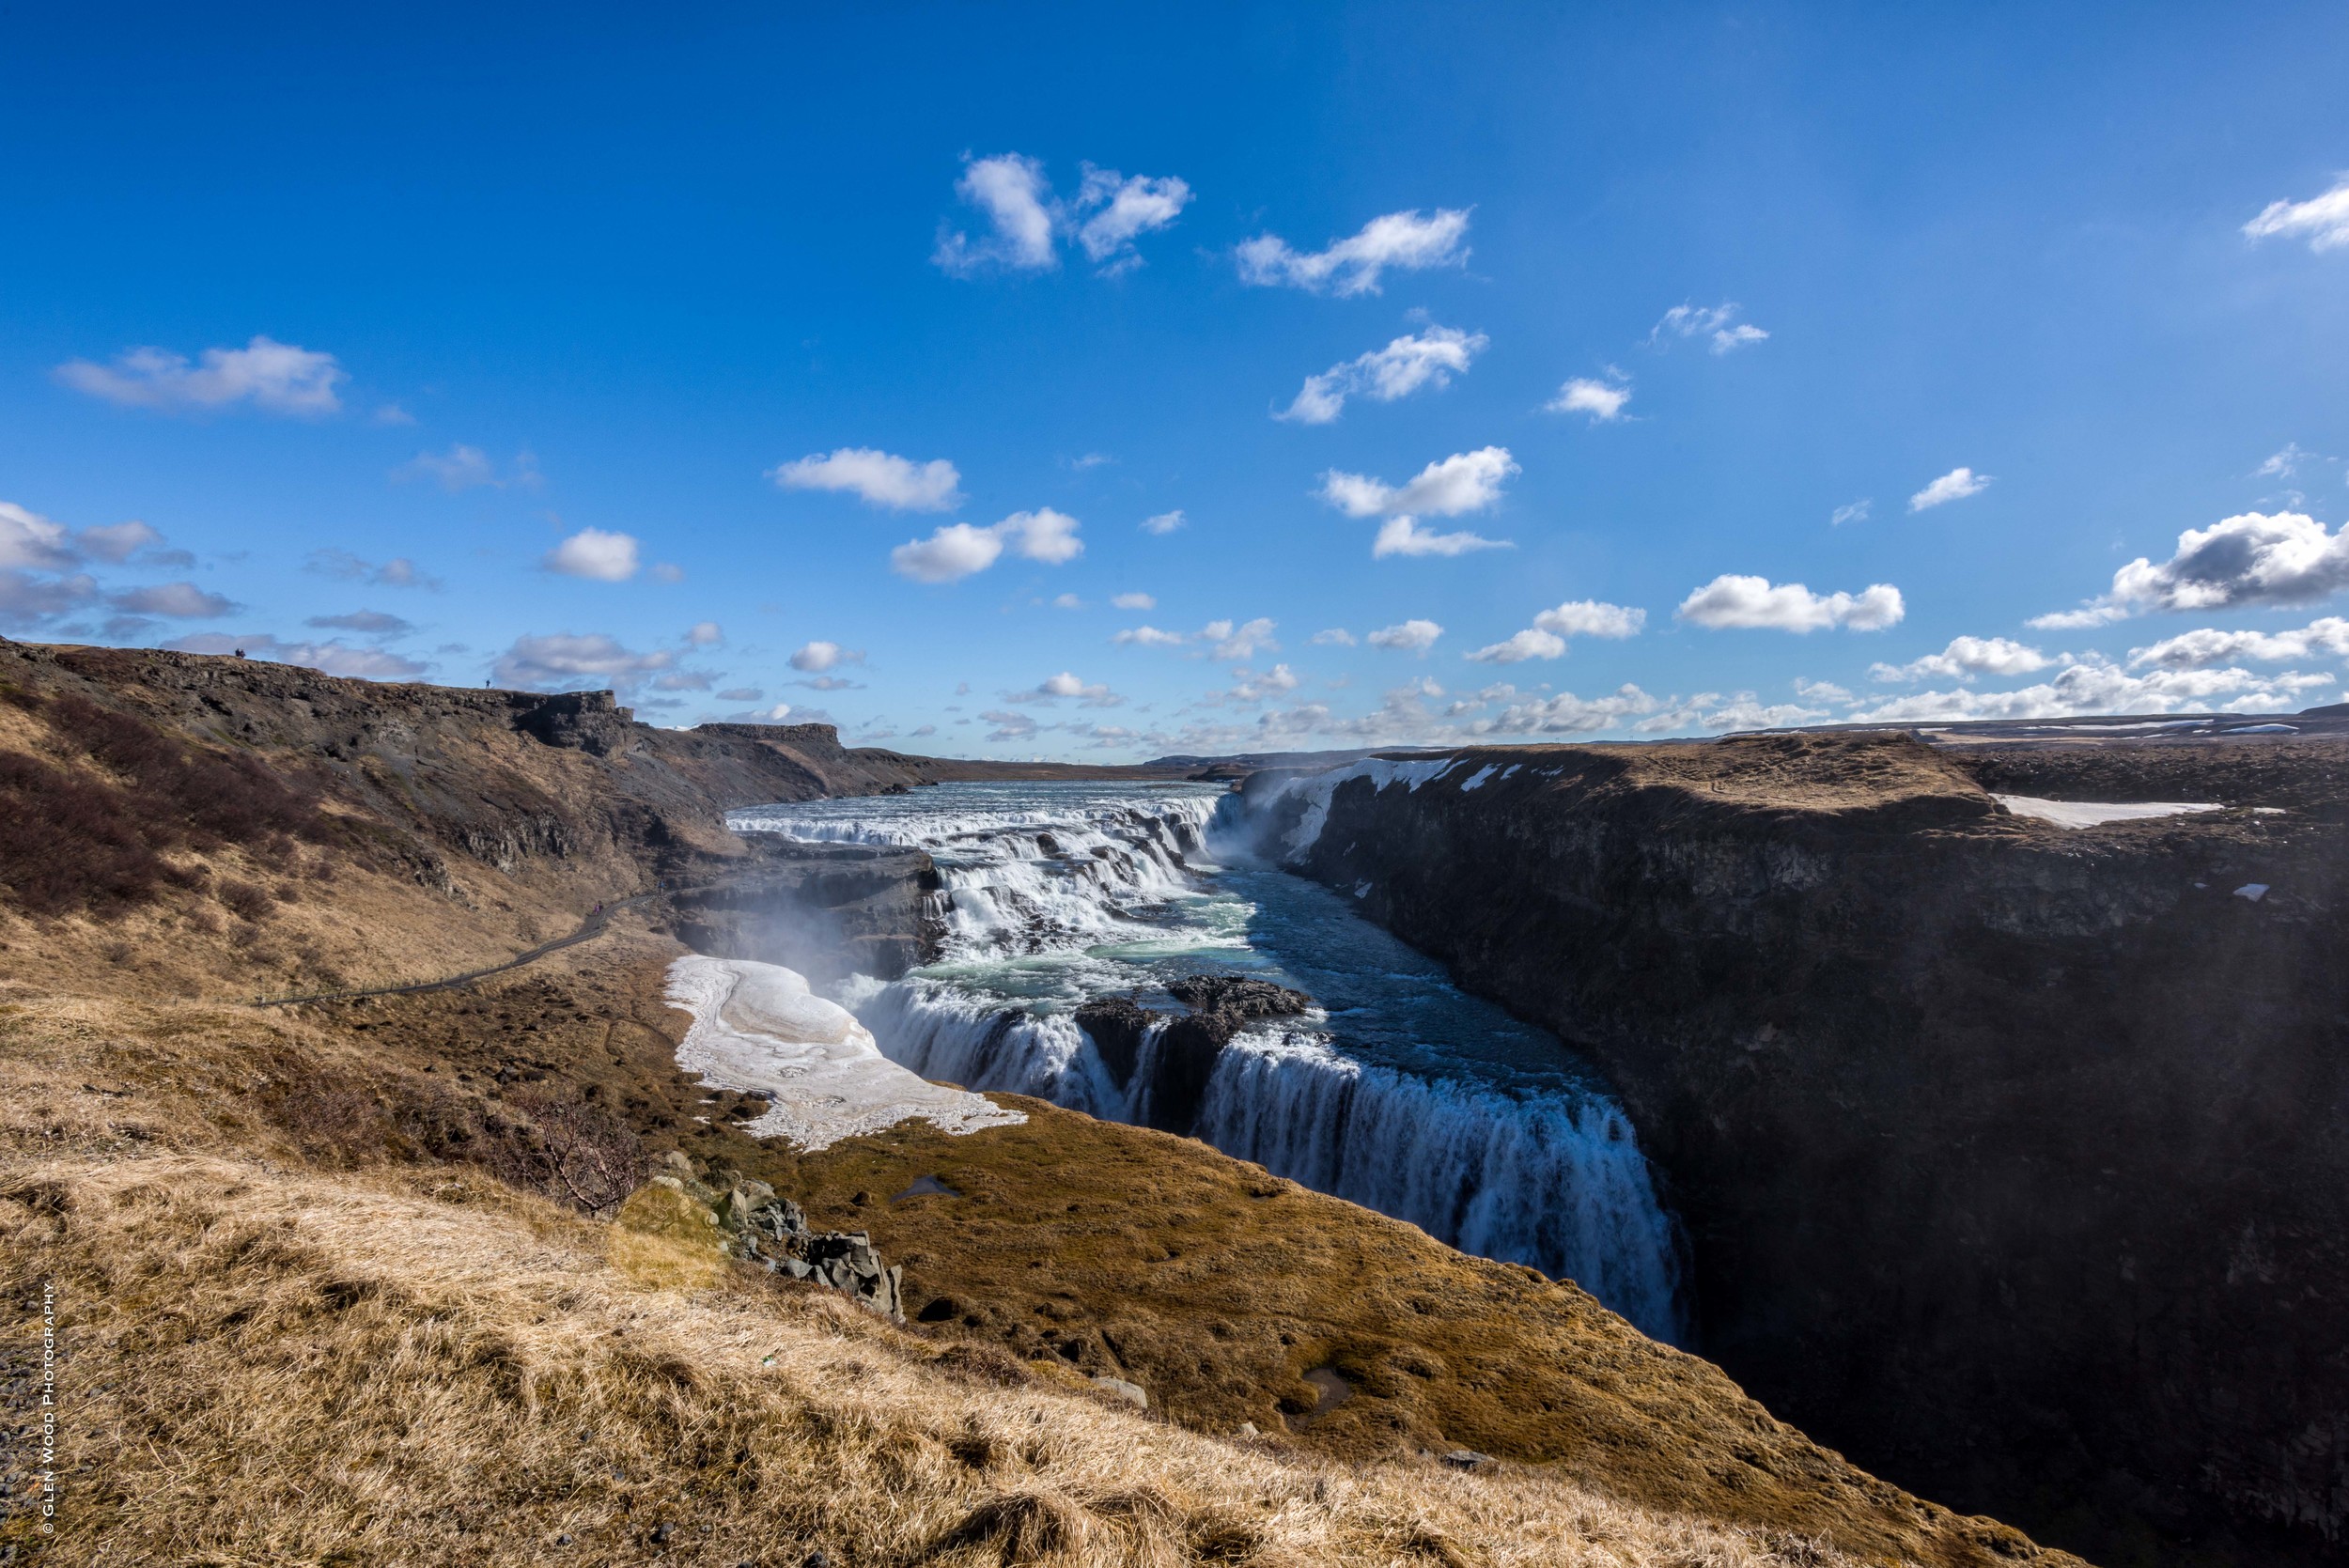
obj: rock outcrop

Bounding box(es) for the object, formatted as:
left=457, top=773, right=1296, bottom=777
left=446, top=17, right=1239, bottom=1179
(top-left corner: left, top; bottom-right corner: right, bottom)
left=1247, top=734, right=2349, bottom=1567
left=624, top=1155, right=906, bottom=1321
left=1075, top=974, right=1313, bottom=1133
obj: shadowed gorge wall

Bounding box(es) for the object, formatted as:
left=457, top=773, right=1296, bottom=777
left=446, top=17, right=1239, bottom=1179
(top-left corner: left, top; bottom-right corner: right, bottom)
left=1249, top=734, right=2349, bottom=1567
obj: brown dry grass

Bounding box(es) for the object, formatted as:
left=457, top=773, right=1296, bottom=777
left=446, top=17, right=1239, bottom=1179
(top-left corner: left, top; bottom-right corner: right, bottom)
left=5, top=1151, right=1881, bottom=1568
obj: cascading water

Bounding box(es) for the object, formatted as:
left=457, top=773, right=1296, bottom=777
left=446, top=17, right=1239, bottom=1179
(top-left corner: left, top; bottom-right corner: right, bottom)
left=728, top=779, right=1686, bottom=1342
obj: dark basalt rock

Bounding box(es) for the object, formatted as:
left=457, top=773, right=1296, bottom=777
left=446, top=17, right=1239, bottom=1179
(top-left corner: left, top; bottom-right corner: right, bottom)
left=1076, top=974, right=1313, bottom=1135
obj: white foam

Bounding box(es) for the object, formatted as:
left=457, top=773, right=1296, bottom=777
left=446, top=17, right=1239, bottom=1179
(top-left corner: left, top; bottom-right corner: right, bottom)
left=1992, top=795, right=2226, bottom=830
left=665, top=955, right=1023, bottom=1150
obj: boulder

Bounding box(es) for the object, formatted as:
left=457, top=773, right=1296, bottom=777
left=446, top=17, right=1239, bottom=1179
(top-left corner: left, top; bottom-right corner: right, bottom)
left=1090, top=1374, right=1148, bottom=1409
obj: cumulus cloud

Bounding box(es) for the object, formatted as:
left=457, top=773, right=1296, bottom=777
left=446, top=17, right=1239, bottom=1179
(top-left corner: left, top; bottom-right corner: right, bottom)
left=686, top=621, right=723, bottom=647
left=1371, top=518, right=1511, bottom=559
left=491, top=631, right=678, bottom=692
left=1008, top=671, right=1124, bottom=707
left=789, top=640, right=862, bottom=673
left=771, top=447, right=962, bottom=512
left=164, top=633, right=427, bottom=680
left=1206, top=617, right=1278, bottom=660
left=1650, top=302, right=1770, bottom=354
left=110, top=582, right=234, bottom=618
left=1676, top=574, right=1905, bottom=632
left=0, top=503, right=80, bottom=571
left=2107, top=510, right=2349, bottom=613
left=891, top=522, right=1003, bottom=583
left=934, top=153, right=1190, bottom=276
left=1364, top=619, right=1443, bottom=654
left=1052, top=593, right=1083, bottom=609
left=1140, top=509, right=1186, bottom=535
left=305, top=610, right=413, bottom=636
left=1072, top=163, right=1194, bottom=270
left=55, top=335, right=346, bottom=416
left=1467, top=599, right=1645, bottom=661
left=1112, top=591, right=1156, bottom=611
left=980, top=708, right=1039, bottom=741
left=1112, top=625, right=1188, bottom=647
left=1310, top=628, right=1356, bottom=646
left=74, top=520, right=167, bottom=563
left=2027, top=603, right=2130, bottom=631
left=1908, top=467, right=1992, bottom=511
left=2256, top=442, right=2320, bottom=479
left=1870, top=635, right=2051, bottom=683
left=1546, top=376, right=1631, bottom=422
left=1323, top=447, right=1518, bottom=519
left=0, top=570, right=98, bottom=626
left=1830, top=499, right=1873, bottom=527
left=1236, top=208, right=1471, bottom=297
left=890, top=508, right=1082, bottom=582
left=543, top=528, right=641, bottom=582
left=1278, top=326, right=1486, bottom=424
left=1845, top=656, right=2333, bottom=723
left=2127, top=616, right=2349, bottom=670
left=2244, top=177, right=2349, bottom=253
left=1225, top=664, right=1299, bottom=702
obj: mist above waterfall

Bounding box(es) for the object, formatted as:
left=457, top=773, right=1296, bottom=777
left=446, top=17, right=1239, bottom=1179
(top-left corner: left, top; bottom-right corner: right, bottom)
left=730, top=780, right=1687, bottom=1342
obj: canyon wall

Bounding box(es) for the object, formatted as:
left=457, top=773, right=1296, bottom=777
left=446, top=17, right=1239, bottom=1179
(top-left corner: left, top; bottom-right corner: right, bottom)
left=1249, top=733, right=2349, bottom=1566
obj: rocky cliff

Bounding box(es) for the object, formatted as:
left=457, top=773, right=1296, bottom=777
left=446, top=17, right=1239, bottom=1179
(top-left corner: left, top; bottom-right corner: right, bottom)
left=1247, top=733, right=2349, bottom=1566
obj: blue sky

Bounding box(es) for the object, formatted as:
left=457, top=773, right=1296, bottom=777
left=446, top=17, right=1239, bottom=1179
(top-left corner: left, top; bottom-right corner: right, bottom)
left=6, top=3, right=2349, bottom=758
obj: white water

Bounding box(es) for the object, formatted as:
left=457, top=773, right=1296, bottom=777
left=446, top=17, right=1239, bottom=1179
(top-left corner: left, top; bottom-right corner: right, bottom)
left=730, top=780, right=1686, bottom=1342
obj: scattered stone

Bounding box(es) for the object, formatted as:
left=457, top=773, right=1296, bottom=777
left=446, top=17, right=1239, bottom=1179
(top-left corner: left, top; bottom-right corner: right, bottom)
left=649, top=1521, right=674, bottom=1545
left=1439, top=1449, right=1494, bottom=1471
left=616, top=1180, right=905, bottom=1322
left=1091, top=1374, right=1149, bottom=1408
left=661, top=1150, right=694, bottom=1175
left=1237, top=1421, right=1259, bottom=1438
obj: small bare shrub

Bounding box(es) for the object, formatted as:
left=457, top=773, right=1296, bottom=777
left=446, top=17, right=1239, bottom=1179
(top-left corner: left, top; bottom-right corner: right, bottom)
left=218, top=880, right=274, bottom=923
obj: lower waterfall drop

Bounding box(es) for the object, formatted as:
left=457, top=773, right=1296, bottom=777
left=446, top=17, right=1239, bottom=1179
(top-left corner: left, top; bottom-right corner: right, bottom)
left=731, top=780, right=1688, bottom=1343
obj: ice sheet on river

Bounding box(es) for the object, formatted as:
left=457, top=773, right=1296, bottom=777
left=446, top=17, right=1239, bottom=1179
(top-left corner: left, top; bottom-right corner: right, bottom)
left=665, top=955, right=1023, bottom=1150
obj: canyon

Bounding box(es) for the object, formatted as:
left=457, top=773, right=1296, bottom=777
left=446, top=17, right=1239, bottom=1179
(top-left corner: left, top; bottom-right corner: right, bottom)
left=4, top=637, right=2340, bottom=1565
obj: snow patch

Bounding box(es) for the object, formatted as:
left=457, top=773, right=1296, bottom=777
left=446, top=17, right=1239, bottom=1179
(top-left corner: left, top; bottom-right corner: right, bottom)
left=665, top=955, right=1022, bottom=1149
left=1992, top=795, right=2226, bottom=830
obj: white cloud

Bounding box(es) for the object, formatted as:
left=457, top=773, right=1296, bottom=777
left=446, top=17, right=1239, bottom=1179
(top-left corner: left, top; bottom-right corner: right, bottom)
left=1207, top=617, right=1278, bottom=660
left=980, top=708, right=1039, bottom=741
left=687, top=621, right=724, bottom=646
left=1366, top=618, right=1443, bottom=653
left=1225, top=664, right=1299, bottom=702
left=1870, top=635, right=2051, bottom=683
left=1372, top=518, right=1510, bottom=558
left=1111, top=591, right=1156, bottom=611
left=1052, top=592, right=1083, bottom=610
left=891, top=522, right=1003, bottom=583
left=110, top=582, right=234, bottom=617
left=1279, top=326, right=1486, bottom=424
left=1650, top=303, right=1770, bottom=354
left=934, top=154, right=1190, bottom=277
left=0, top=503, right=76, bottom=570
left=2243, top=177, right=2349, bottom=253
left=1010, top=671, right=1124, bottom=707
left=1236, top=208, right=1471, bottom=297
left=2027, top=603, right=2130, bottom=630
left=789, top=640, right=863, bottom=672
left=1794, top=677, right=1853, bottom=704
left=1546, top=376, right=1631, bottom=422
left=1536, top=599, right=1645, bottom=639
left=1465, top=629, right=1564, bottom=663
left=1310, top=628, right=1356, bottom=646
left=2127, top=616, right=2349, bottom=670
left=1112, top=624, right=1188, bottom=647
left=1908, top=467, right=1992, bottom=511
left=1140, top=509, right=1186, bottom=535
left=55, top=334, right=345, bottom=416
left=1466, top=598, right=1645, bottom=662
left=165, top=633, right=427, bottom=680
left=2106, top=510, right=2349, bottom=613
left=1830, top=499, right=1873, bottom=527
left=2256, top=442, right=2320, bottom=478
left=771, top=447, right=962, bottom=512
left=1676, top=574, right=1905, bottom=632
left=544, top=528, right=641, bottom=582
left=999, top=507, right=1083, bottom=564
left=1632, top=692, right=1828, bottom=734
left=934, top=153, right=1058, bottom=273
left=1845, top=655, right=2333, bottom=723
left=492, top=631, right=677, bottom=691
left=1323, top=446, right=1518, bottom=519
left=76, top=519, right=168, bottom=563
left=1072, top=163, right=1193, bottom=269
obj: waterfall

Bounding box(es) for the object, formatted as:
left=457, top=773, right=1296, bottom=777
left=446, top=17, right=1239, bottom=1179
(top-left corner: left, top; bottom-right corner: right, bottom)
left=731, top=781, right=1687, bottom=1343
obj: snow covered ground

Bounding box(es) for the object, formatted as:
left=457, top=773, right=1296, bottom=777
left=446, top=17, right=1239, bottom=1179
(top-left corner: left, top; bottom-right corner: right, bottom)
left=1991, top=795, right=2226, bottom=829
